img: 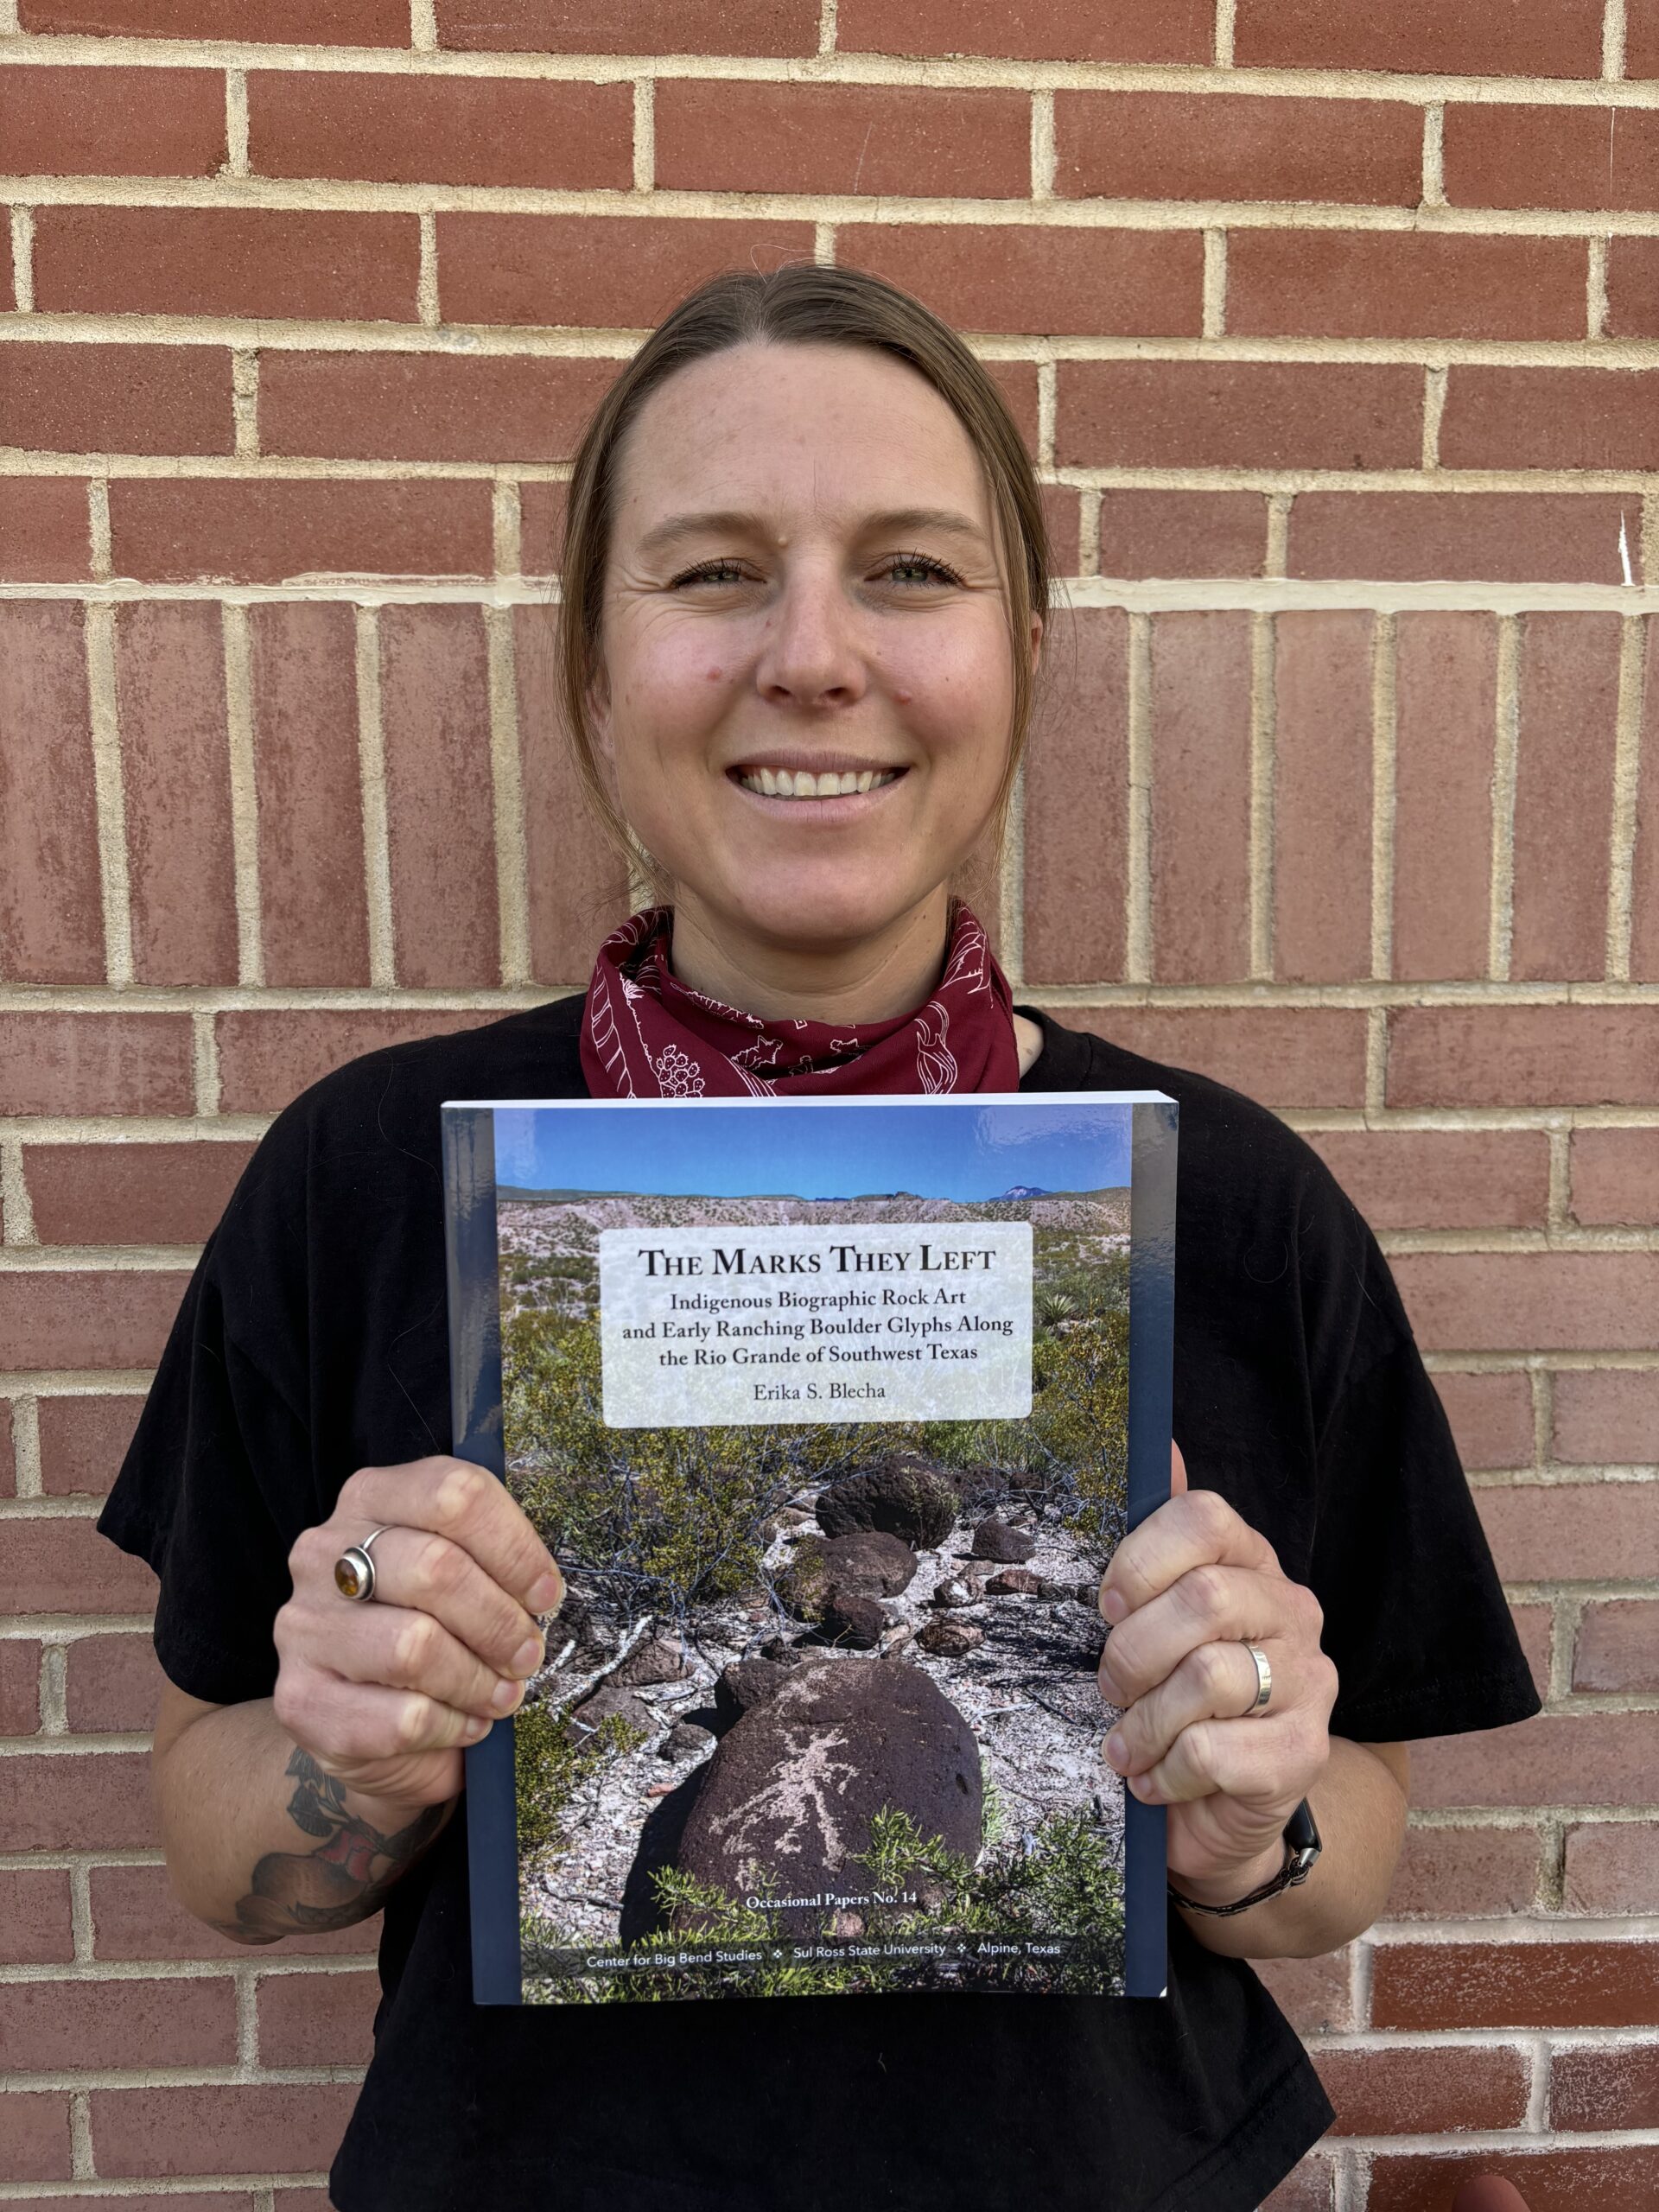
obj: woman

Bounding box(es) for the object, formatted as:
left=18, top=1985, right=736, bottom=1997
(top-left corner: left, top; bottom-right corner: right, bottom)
left=99, top=265, right=1538, bottom=2211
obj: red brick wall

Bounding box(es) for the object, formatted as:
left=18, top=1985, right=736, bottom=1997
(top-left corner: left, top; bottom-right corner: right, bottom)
left=2, top=5, right=1656, bottom=2207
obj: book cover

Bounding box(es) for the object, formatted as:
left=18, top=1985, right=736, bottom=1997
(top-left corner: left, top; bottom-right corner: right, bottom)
left=442, top=1091, right=1176, bottom=2005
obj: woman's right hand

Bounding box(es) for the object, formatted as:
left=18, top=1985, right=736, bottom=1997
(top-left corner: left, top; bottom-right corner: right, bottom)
left=272, top=1455, right=565, bottom=1815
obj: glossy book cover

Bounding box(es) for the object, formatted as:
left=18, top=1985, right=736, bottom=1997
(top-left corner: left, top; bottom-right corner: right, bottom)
left=442, top=1092, right=1176, bottom=2005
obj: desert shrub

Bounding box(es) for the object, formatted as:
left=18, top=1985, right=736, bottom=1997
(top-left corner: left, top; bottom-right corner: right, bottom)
left=514, top=1696, right=648, bottom=1865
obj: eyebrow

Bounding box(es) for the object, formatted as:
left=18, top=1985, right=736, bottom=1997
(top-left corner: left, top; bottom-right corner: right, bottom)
left=634, top=505, right=991, bottom=558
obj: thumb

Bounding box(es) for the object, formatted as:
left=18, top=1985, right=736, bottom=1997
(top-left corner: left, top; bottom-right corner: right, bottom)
left=1170, top=1438, right=1188, bottom=1497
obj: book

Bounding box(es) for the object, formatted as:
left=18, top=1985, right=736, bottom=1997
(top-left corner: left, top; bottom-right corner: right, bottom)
left=442, top=1090, right=1177, bottom=2006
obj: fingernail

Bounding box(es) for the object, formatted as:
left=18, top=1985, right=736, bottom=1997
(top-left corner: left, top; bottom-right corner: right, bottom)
left=491, top=1677, right=525, bottom=1715
left=1127, top=1773, right=1155, bottom=1801
left=1101, top=1588, right=1128, bottom=1625
left=464, top=1714, right=492, bottom=1741
left=529, top=1571, right=563, bottom=1612
left=1104, top=1732, right=1128, bottom=1770
left=512, top=1634, right=545, bottom=1675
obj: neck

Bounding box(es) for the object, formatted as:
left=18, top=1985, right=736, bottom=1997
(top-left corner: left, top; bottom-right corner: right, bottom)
left=664, top=888, right=955, bottom=1025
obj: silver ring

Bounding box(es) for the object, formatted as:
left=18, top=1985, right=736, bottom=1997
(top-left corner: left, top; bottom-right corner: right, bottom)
left=334, top=1524, right=394, bottom=1603
left=1241, top=1642, right=1273, bottom=1716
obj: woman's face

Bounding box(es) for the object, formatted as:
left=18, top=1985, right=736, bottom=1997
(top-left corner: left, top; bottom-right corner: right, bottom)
left=590, top=340, right=1039, bottom=960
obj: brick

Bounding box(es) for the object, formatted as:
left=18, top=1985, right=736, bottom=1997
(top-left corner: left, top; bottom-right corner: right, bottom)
left=89, top=2082, right=363, bottom=2179
left=1431, top=1371, right=1535, bottom=1471
left=257, top=1967, right=379, bottom=2065
left=90, top=1864, right=379, bottom=1962
left=1042, top=1007, right=1368, bottom=1110
left=111, top=478, right=491, bottom=588
left=1271, top=611, right=1373, bottom=983
left=1303, top=1132, right=1550, bottom=1232
left=1289, top=493, right=1637, bottom=585
left=1056, top=91, right=1420, bottom=206
left=439, top=214, right=816, bottom=330
left=1554, top=1371, right=1659, bottom=1465
left=114, top=602, right=238, bottom=987
left=1563, top=1821, right=1659, bottom=1912
left=1638, top=627, right=1659, bottom=981
left=25, top=2200, right=257, bottom=2212
left=1260, top=2164, right=1335, bottom=2212
left=1510, top=1599, right=1554, bottom=1688
left=1634, top=0, right=1659, bottom=74
left=0, top=1638, right=41, bottom=1735
left=25, top=1141, right=252, bottom=1247
left=214, top=1007, right=487, bottom=1114
left=33, top=207, right=419, bottom=323
left=1575, top=1599, right=1659, bottom=1692
left=0, top=601, right=105, bottom=984
left=658, top=82, right=1029, bottom=198
left=20, top=0, right=408, bottom=33
left=1148, top=612, right=1252, bottom=982
left=1605, top=238, right=1659, bottom=336
left=0, top=344, right=232, bottom=459
left=1317, top=2043, right=1530, bottom=2136
left=1477, top=1480, right=1659, bottom=1582
left=1057, top=362, right=1421, bottom=471
left=379, top=606, right=499, bottom=988
left=1388, top=1007, right=1654, bottom=1107
left=840, top=224, right=1203, bottom=337
left=1253, top=1948, right=1355, bottom=2034
left=1042, top=486, right=1083, bottom=577
left=0, top=1011, right=194, bottom=1117
left=1, top=1751, right=158, bottom=1850
left=1510, top=614, right=1621, bottom=982
left=0, top=1974, right=238, bottom=2071
left=518, top=481, right=568, bottom=576
left=248, top=602, right=372, bottom=987
left=38, top=1394, right=144, bottom=1497
left=1390, top=613, right=1497, bottom=980
left=836, top=0, right=1211, bottom=60
left=1368, top=2149, right=1659, bottom=2212
left=0, top=1272, right=189, bottom=1376
left=1443, top=368, right=1659, bottom=472
left=1411, top=1713, right=1659, bottom=1811
left=1232, top=231, right=1586, bottom=341
left=2, top=1515, right=159, bottom=1614
left=1553, top=2044, right=1659, bottom=2131
left=1096, top=492, right=1267, bottom=580
left=1383, top=1822, right=1543, bottom=1917
left=0, top=478, right=92, bottom=582
left=513, top=606, right=632, bottom=984
left=987, top=361, right=1039, bottom=453
left=0, top=65, right=223, bottom=177
left=64, top=1630, right=167, bottom=1732
left=250, top=70, right=632, bottom=190
left=0, top=2091, right=72, bottom=2183
left=0, top=1867, right=75, bottom=1965
left=1235, top=0, right=1603, bottom=76
left=1447, top=102, right=1659, bottom=212
left=1021, top=609, right=1129, bottom=985
left=1394, top=1252, right=1659, bottom=1353
left=1374, top=1938, right=1659, bottom=2030
left=0, top=1399, right=12, bottom=1493
left=436, top=0, right=817, bottom=51
left=261, top=351, right=620, bottom=465
left=1574, top=1123, right=1659, bottom=1230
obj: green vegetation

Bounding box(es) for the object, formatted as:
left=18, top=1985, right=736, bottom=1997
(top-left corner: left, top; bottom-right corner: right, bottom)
left=514, top=1695, right=649, bottom=1865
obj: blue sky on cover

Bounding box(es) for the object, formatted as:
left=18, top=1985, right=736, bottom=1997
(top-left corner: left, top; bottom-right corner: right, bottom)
left=491, top=1099, right=1132, bottom=1203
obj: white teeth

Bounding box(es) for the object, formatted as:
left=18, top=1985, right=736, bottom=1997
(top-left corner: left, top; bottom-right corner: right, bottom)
left=838, top=771, right=859, bottom=794
left=775, top=769, right=795, bottom=796
left=759, top=766, right=778, bottom=795
left=857, top=770, right=874, bottom=792
left=737, top=766, right=899, bottom=798
left=817, top=772, right=840, bottom=797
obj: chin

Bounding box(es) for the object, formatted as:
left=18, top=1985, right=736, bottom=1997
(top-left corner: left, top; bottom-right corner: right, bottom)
left=708, top=867, right=938, bottom=950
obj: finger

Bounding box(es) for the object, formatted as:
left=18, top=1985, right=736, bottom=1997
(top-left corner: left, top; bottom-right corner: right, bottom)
left=1170, top=1438, right=1188, bottom=1497
left=296, top=1581, right=535, bottom=1721
left=296, top=1517, right=550, bottom=1684
left=1127, top=1710, right=1328, bottom=1810
left=1099, top=1563, right=1320, bottom=1706
left=274, top=1662, right=493, bottom=1766
left=1103, top=1637, right=1279, bottom=1777
left=1101, top=1490, right=1281, bottom=1624
left=334, top=1457, right=563, bottom=1615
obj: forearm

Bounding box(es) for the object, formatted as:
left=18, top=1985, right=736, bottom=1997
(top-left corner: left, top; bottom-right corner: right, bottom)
left=1177, top=1738, right=1408, bottom=1961
left=154, top=1696, right=458, bottom=1945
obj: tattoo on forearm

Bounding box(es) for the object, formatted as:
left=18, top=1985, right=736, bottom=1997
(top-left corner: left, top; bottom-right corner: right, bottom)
left=218, top=1747, right=448, bottom=1942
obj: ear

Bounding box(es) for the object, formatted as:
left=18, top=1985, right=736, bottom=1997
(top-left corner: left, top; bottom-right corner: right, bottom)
left=1170, top=1438, right=1188, bottom=1497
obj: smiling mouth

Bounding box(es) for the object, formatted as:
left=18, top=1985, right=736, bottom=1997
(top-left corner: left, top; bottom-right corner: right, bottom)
left=734, top=766, right=904, bottom=799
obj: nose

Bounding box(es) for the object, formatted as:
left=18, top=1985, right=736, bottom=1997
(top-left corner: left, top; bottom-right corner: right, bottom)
left=752, top=562, right=868, bottom=711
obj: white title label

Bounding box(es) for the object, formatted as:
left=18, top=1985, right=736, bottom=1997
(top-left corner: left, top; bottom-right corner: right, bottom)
left=598, top=1223, right=1033, bottom=1427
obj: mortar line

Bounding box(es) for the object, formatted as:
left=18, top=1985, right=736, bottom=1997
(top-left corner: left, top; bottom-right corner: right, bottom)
left=1364, top=1005, right=1389, bottom=1115
left=813, top=220, right=836, bottom=264
left=1248, top=612, right=1276, bottom=979
left=1214, top=0, right=1236, bottom=68
left=1030, top=90, right=1055, bottom=201
left=0, top=1142, right=35, bottom=1246
left=1370, top=612, right=1397, bottom=981
left=221, top=603, right=264, bottom=990
left=1548, top=1589, right=1578, bottom=1703
left=1422, top=104, right=1446, bottom=207
left=354, top=607, right=396, bottom=988
left=1606, top=0, right=1630, bottom=79
left=486, top=605, right=531, bottom=990
left=1606, top=612, right=1647, bottom=979
left=632, top=79, right=655, bottom=194
left=1421, top=365, right=1447, bottom=469
left=231, top=349, right=259, bottom=457
left=1547, top=1127, right=1573, bottom=1230
left=998, top=758, right=1026, bottom=988
left=67, top=1861, right=93, bottom=1964
left=1489, top=614, right=1522, bottom=982
left=1529, top=1365, right=1554, bottom=1470
left=1077, top=486, right=1101, bottom=578
left=83, top=603, right=133, bottom=990
left=39, top=1643, right=67, bottom=1735
left=191, top=1010, right=220, bottom=1117
left=1201, top=228, right=1228, bottom=339
left=1263, top=492, right=1291, bottom=577
left=70, top=2088, right=95, bottom=2177
left=86, top=480, right=111, bottom=582
left=235, top=1964, right=261, bottom=2070
left=416, top=212, right=440, bottom=326
left=10, top=1394, right=41, bottom=1499
left=818, top=0, right=836, bottom=54
left=0, top=0, right=17, bottom=31
left=1035, top=360, right=1057, bottom=472
left=224, top=69, right=249, bottom=179
left=1588, top=234, right=1611, bottom=338
left=410, top=0, right=438, bottom=51
left=492, top=479, right=523, bottom=579
left=1126, top=613, right=1154, bottom=982
left=7, top=207, right=33, bottom=313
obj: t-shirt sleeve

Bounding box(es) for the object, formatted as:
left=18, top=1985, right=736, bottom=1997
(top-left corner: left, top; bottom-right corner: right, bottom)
left=1303, top=1215, right=1541, bottom=1745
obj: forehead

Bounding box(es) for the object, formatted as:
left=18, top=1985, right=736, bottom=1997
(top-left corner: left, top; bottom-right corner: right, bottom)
left=609, top=340, right=992, bottom=537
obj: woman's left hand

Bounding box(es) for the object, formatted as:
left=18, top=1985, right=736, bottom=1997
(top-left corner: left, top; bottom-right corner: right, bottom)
left=1096, top=1443, right=1338, bottom=1904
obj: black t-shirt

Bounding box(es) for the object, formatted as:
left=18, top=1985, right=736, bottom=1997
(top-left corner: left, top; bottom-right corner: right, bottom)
left=99, top=995, right=1540, bottom=2212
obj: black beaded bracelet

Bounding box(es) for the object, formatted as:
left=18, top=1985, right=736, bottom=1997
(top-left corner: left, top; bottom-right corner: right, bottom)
left=1166, top=1798, right=1323, bottom=1917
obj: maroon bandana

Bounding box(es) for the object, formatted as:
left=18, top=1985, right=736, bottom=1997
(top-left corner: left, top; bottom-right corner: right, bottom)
left=580, top=902, right=1020, bottom=1098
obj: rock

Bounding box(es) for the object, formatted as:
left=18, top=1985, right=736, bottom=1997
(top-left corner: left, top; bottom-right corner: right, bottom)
left=715, top=1658, right=796, bottom=1727
left=777, top=1532, right=917, bottom=1621
left=658, top=1720, right=715, bottom=1762
left=818, top=1592, right=887, bottom=1649
left=916, top=1618, right=985, bottom=1658
left=674, top=1659, right=982, bottom=1936
left=566, top=1683, right=654, bottom=1738
left=970, top=1516, right=1036, bottom=1563
left=816, top=1455, right=960, bottom=1549
left=1038, top=1574, right=1099, bottom=1607
left=984, top=1567, right=1043, bottom=1596
left=758, top=1635, right=805, bottom=1666
left=931, top=1576, right=976, bottom=1610
left=608, top=1634, right=690, bottom=1688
